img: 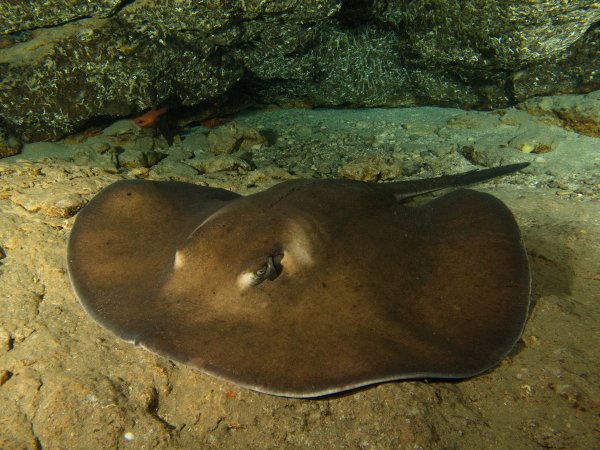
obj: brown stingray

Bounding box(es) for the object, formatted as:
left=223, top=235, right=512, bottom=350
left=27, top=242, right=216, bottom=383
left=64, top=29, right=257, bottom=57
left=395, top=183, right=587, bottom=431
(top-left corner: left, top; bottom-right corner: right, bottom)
left=68, top=163, right=531, bottom=397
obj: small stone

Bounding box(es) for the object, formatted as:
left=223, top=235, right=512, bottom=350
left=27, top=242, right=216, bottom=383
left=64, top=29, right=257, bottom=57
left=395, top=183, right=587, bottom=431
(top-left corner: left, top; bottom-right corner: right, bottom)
left=338, top=155, right=405, bottom=182
left=0, top=370, right=12, bottom=385
left=185, top=154, right=251, bottom=174
left=401, top=122, right=439, bottom=137
left=524, top=335, right=540, bottom=348
left=0, top=328, right=11, bottom=354
left=246, top=166, right=295, bottom=184
left=338, top=159, right=382, bottom=182
left=181, top=131, right=209, bottom=153
left=207, top=121, right=267, bottom=155
left=123, top=432, right=135, bottom=441
left=12, top=191, right=86, bottom=218
left=90, top=142, right=112, bottom=154
left=130, top=167, right=150, bottom=178
left=73, top=146, right=119, bottom=172
left=118, top=148, right=164, bottom=169
left=150, top=160, right=199, bottom=179
left=0, top=130, right=22, bottom=158
left=509, top=129, right=560, bottom=154
left=399, top=160, right=422, bottom=176
left=41, top=194, right=85, bottom=218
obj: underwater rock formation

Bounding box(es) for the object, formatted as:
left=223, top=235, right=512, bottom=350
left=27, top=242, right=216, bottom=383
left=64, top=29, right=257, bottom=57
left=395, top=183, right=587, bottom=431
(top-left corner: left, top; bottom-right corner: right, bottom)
left=0, top=0, right=598, bottom=142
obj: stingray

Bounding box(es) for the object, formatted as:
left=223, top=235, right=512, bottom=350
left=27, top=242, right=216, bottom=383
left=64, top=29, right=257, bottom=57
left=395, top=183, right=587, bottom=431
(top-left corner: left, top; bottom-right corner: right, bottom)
left=67, top=163, right=531, bottom=397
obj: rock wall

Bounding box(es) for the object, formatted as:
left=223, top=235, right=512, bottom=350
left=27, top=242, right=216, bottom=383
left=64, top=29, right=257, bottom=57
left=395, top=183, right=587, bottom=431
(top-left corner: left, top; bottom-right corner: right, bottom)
left=0, top=0, right=598, bottom=142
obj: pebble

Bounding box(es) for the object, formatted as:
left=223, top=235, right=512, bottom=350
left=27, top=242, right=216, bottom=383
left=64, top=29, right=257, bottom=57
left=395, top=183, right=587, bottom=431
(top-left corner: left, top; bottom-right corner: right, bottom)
left=0, top=370, right=11, bottom=385
left=118, top=148, right=165, bottom=169
left=509, top=129, right=560, bottom=154
left=207, top=121, right=267, bottom=155
left=338, top=156, right=404, bottom=181
left=246, top=166, right=295, bottom=184
left=0, top=328, right=11, bottom=354
left=0, top=131, right=22, bottom=157
left=185, top=154, right=251, bottom=174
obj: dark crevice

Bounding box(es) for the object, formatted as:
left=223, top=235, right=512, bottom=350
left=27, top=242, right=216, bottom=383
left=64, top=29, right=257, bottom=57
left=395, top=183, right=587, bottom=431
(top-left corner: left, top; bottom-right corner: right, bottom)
left=109, top=0, right=138, bottom=17
left=147, top=388, right=176, bottom=431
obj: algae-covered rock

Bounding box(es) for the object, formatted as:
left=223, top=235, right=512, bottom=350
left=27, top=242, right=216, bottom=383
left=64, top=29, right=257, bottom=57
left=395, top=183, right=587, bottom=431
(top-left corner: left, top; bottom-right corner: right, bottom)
left=0, top=0, right=123, bottom=33
left=0, top=1, right=339, bottom=141
left=0, top=0, right=597, bottom=142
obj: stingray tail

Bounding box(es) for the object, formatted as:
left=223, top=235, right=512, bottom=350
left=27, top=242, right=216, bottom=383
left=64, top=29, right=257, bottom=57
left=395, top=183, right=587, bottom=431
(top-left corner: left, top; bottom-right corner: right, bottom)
left=385, top=162, right=530, bottom=202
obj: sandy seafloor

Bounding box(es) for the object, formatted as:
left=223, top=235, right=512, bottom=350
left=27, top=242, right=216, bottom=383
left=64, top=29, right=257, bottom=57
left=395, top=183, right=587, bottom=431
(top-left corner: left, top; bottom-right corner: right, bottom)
left=0, top=101, right=599, bottom=449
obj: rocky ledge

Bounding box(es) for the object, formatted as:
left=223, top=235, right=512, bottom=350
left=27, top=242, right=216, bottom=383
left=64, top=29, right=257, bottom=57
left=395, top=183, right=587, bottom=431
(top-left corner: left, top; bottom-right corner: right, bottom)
left=0, top=0, right=598, bottom=142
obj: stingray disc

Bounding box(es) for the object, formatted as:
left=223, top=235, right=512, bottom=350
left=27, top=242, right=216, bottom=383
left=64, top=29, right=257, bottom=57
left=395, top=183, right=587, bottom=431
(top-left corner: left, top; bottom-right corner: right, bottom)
left=68, top=176, right=530, bottom=397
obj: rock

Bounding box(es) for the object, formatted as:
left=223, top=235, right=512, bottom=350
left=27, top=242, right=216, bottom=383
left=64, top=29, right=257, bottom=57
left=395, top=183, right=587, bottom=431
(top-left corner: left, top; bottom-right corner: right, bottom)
left=0, top=328, right=10, bottom=354
left=2, top=2, right=122, bottom=33
left=338, top=155, right=404, bottom=181
left=11, top=191, right=85, bottom=218
left=399, top=159, right=423, bottom=176
left=460, top=142, right=531, bottom=167
left=181, top=130, right=209, bottom=154
left=207, top=121, right=267, bottom=155
left=149, top=159, right=199, bottom=180
left=74, top=120, right=168, bottom=170
left=185, top=154, right=251, bottom=174
left=0, top=369, right=10, bottom=384
left=509, top=129, right=561, bottom=154
left=1, top=2, right=598, bottom=141
left=518, top=91, right=600, bottom=137
left=117, top=148, right=164, bottom=169
left=246, top=166, right=296, bottom=185
left=72, top=146, right=119, bottom=173
left=0, top=130, right=21, bottom=158
left=0, top=2, right=338, bottom=141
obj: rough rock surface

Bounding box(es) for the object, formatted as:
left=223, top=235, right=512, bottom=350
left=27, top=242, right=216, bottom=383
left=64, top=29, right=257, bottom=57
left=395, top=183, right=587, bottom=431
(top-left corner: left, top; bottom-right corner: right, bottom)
left=0, top=0, right=598, bottom=141
left=518, top=90, right=600, bottom=137
left=0, top=101, right=599, bottom=448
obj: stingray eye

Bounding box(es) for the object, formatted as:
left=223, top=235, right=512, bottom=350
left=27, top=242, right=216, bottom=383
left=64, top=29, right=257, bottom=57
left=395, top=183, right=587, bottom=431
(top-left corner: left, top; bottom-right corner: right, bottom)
left=249, top=254, right=283, bottom=286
